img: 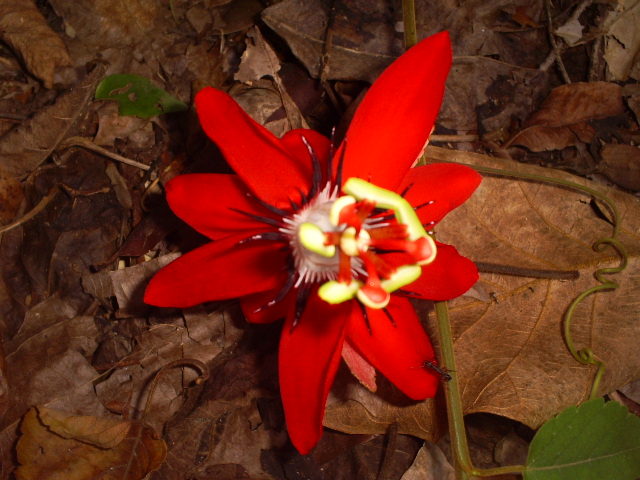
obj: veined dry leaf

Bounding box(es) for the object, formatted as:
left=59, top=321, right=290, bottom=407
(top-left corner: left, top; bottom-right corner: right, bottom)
left=0, top=63, right=106, bottom=179
left=262, top=0, right=403, bottom=82
left=599, top=143, right=640, bottom=191
left=82, top=252, right=181, bottom=317
left=16, top=407, right=166, bottom=480
left=0, top=0, right=72, bottom=89
left=325, top=147, right=640, bottom=440
left=603, top=0, right=640, bottom=81
left=507, top=82, right=624, bottom=151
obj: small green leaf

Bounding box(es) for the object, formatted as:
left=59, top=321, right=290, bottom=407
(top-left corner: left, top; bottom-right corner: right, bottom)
left=525, top=398, right=640, bottom=480
left=95, top=74, right=187, bottom=118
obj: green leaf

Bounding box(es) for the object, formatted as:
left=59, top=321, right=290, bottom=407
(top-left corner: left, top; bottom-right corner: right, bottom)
left=525, top=398, right=640, bottom=480
left=95, top=74, right=187, bottom=118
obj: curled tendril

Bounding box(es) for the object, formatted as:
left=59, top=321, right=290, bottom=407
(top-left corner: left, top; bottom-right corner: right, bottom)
left=563, top=237, right=628, bottom=399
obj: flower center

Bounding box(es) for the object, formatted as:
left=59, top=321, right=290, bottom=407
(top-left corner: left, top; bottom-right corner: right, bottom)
left=282, top=178, right=437, bottom=309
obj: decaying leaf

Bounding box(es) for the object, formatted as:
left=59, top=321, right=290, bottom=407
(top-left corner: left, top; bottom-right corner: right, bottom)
left=0, top=165, right=23, bottom=225
left=603, top=0, right=640, bottom=81
left=599, top=143, right=640, bottom=192
left=507, top=82, right=624, bottom=151
left=325, top=147, right=640, bottom=440
left=82, top=252, right=181, bottom=317
left=0, top=0, right=72, bottom=89
left=262, top=0, right=403, bottom=82
left=440, top=56, right=549, bottom=132
left=16, top=407, right=166, bottom=480
left=0, top=63, right=107, bottom=179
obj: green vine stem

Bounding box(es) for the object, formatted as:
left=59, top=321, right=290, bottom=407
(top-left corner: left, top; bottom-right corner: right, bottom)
left=401, top=0, right=418, bottom=48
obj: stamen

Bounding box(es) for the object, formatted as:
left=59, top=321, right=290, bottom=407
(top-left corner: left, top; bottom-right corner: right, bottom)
left=229, top=207, right=284, bottom=228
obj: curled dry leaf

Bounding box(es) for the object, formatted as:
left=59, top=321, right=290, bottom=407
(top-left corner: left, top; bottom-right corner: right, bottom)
left=0, top=63, right=107, bottom=179
left=0, top=0, right=72, bottom=89
left=599, top=143, right=640, bottom=192
left=507, top=82, right=624, bottom=151
left=325, top=146, right=640, bottom=440
left=16, top=407, right=166, bottom=480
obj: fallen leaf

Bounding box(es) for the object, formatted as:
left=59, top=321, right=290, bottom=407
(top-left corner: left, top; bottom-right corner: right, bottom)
left=325, top=146, right=640, bottom=441
left=82, top=252, right=181, bottom=317
left=0, top=62, right=107, bottom=179
left=16, top=407, right=166, bottom=480
left=599, top=143, right=640, bottom=191
left=603, top=0, right=640, bottom=81
left=0, top=0, right=72, bottom=89
left=440, top=56, right=549, bottom=132
left=0, top=165, right=23, bottom=225
left=262, top=0, right=403, bottom=82
left=507, top=82, right=624, bottom=151
left=400, top=441, right=455, bottom=480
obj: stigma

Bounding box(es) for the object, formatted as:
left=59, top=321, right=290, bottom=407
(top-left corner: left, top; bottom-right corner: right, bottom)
left=283, top=178, right=437, bottom=310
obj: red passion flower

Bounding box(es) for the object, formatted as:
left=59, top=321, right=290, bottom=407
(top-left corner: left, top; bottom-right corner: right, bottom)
left=145, top=31, right=481, bottom=454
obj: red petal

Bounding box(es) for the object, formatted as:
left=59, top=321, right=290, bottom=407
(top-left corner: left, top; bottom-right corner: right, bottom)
left=281, top=129, right=331, bottom=170
left=279, top=294, right=352, bottom=454
left=346, top=296, right=439, bottom=399
left=338, top=32, right=452, bottom=191
left=410, top=243, right=479, bottom=300
left=398, top=163, right=482, bottom=226
left=166, top=173, right=277, bottom=240
left=144, top=234, right=288, bottom=308
left=195, top=87, right=311, bottom=209
left=240, top=289, right=293, bottom=324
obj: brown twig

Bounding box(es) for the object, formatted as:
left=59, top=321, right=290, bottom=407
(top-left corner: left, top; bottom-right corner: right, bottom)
left=543, top=0, right=572, bottom=83
left=0, top=186, right=59, bottom=234
left=59, top=136, right=151, bottom=171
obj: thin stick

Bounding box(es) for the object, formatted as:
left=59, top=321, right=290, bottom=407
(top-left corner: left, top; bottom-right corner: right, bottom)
left=0, top=186, right=58, bottom=234
left=60, top=136, right=151, bottom=171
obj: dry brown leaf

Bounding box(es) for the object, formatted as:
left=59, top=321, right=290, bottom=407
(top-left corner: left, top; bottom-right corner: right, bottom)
left=95, top=305, right=244, bottom=429
left=0, top=0, right=72, bottom=89
left=0, top=165, right=23, bottom=224
left=440, top=56, right=548, bottom=131
left=0, top=63, right=107, bottom=179
left=507, top=82, right=624, bottom=151
left=603, top=0, right=640, bottom=81
left=0, top=295, right=107, bottom=479
left=325, top=147, right=640, bottom=440
left=16, top=407, right=166, bottom=480
left=262, top=0, right=402, bottom=82
left=82, top=252, right=181, bottom=317
left=599, top=143, right=640, bottom=191
left=399, top=442, right=455, bottom=480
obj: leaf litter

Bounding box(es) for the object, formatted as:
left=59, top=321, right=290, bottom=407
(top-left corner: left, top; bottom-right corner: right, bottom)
left=0, top=0, right=639, bottom=478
